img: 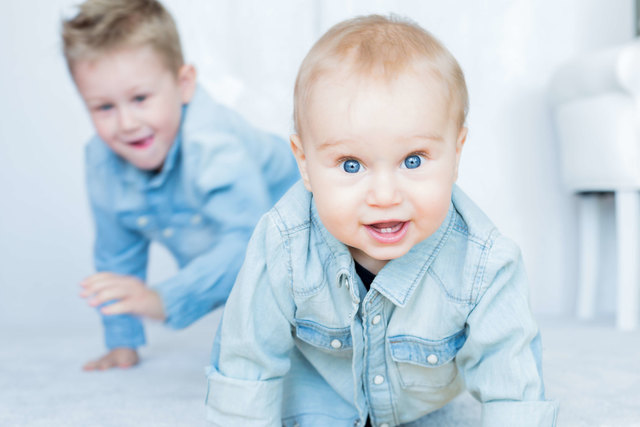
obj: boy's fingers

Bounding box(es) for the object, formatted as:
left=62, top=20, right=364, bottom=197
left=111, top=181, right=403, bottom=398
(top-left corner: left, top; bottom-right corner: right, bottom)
left=89, top=285, right=134, bottom=307
left=81, top=272, right=116, bottom=285
left=82, top=276, right=131, bottom=297
left=100, top=299, right=133, bottom=316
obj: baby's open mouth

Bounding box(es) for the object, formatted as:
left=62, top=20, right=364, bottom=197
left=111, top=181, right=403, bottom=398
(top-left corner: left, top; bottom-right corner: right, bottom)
left=370, top=222, right=404, bottom=234
left=365, top=221, right=409, bottom=243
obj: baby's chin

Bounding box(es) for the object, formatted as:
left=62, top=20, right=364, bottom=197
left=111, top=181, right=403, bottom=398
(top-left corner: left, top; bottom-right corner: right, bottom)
left=348, top=246, right=409, bottom=273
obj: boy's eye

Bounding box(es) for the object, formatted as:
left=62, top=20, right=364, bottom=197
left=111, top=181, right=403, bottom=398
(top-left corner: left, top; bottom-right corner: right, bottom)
left=403, top=155, right=422, bottom=169
left=97, top=104, right=114, bottom=112
left=342, top=159, right=361, bottom=173
left=133, top=95, right=147, bottom=103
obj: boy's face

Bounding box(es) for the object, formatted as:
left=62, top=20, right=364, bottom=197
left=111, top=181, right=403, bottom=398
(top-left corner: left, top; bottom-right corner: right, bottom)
left=72, top=45, right=196, bottom=171
left=291, top=69, right=466, bottom=274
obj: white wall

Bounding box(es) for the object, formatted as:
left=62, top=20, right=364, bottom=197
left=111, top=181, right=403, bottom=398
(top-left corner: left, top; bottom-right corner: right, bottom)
left=0, top=0, right=634, bottom=329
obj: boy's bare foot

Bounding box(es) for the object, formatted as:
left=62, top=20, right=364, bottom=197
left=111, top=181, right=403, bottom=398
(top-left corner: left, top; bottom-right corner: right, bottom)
left=83, top=348, right=139, bottom=371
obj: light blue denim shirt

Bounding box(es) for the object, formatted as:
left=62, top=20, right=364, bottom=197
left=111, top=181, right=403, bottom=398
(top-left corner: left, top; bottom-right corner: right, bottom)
left=85, top=86, right=299, bottom=349
left=206, top=181, right=557, bottom=427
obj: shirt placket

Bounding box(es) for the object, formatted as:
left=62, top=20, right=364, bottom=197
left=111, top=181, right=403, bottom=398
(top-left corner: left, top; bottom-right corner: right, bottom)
left=362, top=291, right=395, bottom=427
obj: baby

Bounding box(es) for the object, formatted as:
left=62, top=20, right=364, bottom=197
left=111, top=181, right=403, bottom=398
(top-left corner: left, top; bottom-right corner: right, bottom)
left=206, top=14, right=557, bottom=427
left=61, top=0, right=299, bottom=371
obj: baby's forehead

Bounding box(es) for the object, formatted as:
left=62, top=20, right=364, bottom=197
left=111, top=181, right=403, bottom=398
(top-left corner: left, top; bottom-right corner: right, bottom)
left=306, top=64, right=461, bottom=126
left=305, top=66, right=452, bottom=114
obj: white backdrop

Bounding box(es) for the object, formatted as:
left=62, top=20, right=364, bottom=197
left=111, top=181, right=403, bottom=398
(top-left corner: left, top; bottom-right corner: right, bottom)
left=0, top=0, right=634, bottom=329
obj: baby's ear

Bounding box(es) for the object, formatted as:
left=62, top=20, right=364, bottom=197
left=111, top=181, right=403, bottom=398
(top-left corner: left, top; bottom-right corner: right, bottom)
left=290, top=134, right=312, bottom=191
left=454, top=126, right=467, bottom=180
left=178, top=64, right=197, bottom=104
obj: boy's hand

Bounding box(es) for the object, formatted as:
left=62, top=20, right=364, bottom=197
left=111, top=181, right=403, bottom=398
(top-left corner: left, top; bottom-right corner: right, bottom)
left=83, top=347, right=139, bottom=371
left=80, top=273, right=166, bottom=321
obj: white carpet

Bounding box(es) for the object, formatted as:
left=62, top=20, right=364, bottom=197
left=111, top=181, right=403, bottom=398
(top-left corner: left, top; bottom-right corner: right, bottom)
left=2, top=312, right=639, bottom=426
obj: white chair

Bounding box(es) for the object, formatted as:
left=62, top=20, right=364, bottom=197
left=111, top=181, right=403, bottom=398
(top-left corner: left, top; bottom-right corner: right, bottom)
left=549, top=40, right=640, bottom=331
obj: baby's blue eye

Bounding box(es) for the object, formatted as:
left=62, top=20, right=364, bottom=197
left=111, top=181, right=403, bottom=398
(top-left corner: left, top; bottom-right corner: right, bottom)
left=343, top=159, right=361, bottom=173
left=133, top=95, right=147, bottom=103
left=97, top=104, right=113, bottom=112
left=404, top=155, right=421, bottom=169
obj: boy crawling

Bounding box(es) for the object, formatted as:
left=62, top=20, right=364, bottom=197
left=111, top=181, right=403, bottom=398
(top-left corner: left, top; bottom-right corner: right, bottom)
left=206, top=15, right=557, bottom=427
left=62, top=0, right=299, bottom=370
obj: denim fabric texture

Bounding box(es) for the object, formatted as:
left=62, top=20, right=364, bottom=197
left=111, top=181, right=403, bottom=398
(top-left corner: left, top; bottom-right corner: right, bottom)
left=86, top=86, right=299, bottom=349
left=206, top=181, right=557, bottom=426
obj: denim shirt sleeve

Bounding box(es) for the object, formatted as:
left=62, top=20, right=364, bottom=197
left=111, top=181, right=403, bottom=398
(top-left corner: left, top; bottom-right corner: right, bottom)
left=205, top=213, right=296, bottom=426
left=455, top=234, right=558, bottom=426
left=87, top=149, right=149, bottom=350
left=153, top=133, right=274, bottom=329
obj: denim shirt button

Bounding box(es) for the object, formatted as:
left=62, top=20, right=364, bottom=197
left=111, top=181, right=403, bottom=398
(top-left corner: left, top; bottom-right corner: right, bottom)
left=338, top=274, right=349, bottom=289
left=371, top=314, right=381, bottom=325
left=380, top=424, right=390, bottom=427
left=162, top=228, right=174, bottom=238
left=190, top=214, right=202, bottom=225
left=136, top=216, right=149, bottom=227
left=330, top=339, right=342, bottom=349
left=373, top=375, right=384, bottom=385
left=427, top=354, right=439, bottom=364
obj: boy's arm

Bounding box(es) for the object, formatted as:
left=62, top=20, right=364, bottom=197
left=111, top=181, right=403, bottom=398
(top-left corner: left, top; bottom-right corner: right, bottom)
left=89, top=200, right=150, bottom=349
left=455, top=235, right=558, bottom=427
left=206, top=214, right=295, bottom=426
left=153, top=137, right=275, bottom=329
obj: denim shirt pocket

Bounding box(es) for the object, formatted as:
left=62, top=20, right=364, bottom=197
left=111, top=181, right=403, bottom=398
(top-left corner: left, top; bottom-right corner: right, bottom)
left=166, top=210, right=216, bottom=256
left=294, top=319, right=353, bottom=356
left=120, top=211, right=157, bottom=234
left=388, top=328, right=466, bottom=389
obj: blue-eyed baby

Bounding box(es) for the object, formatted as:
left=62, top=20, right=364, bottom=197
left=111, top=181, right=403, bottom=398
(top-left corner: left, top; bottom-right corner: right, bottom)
left=206, top=14, right=557, bottom=426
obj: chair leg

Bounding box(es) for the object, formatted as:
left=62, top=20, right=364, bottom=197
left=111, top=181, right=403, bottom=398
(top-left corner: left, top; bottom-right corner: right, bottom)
left=615, top=190, right=640, bottom=330
left=577, top=194, right=600, bottom=320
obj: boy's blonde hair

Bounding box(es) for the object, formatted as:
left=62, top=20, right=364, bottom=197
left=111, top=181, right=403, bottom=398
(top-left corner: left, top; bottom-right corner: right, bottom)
left=294, top=15, right=469, bottom=135
left=62, top=0, right=184, bottom=75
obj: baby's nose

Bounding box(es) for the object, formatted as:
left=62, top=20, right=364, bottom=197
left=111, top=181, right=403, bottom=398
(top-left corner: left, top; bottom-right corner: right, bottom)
left=366, top=173, right=401, bottom=206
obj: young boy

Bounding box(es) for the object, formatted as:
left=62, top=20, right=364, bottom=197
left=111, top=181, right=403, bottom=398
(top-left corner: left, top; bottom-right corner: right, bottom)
left=62, top=0, right=299, bottom=371
left=206, top=15, right=557, bottom=426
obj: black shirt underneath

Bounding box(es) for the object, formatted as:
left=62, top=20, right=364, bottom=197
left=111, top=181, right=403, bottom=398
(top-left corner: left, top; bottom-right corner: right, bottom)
left=354, top=261, right=376, bottom=290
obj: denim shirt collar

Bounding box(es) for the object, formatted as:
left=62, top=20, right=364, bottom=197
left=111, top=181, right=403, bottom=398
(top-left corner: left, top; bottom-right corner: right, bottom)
left=309, top=194, right=456, bottom=307
left=120, top=104, right=188, bottom=189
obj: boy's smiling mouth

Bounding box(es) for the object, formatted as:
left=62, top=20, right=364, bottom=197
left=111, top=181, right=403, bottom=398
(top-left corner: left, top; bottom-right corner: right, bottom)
left=127, top=135, right=154, bottom=149
left=365, top=221, right=409, bottom=244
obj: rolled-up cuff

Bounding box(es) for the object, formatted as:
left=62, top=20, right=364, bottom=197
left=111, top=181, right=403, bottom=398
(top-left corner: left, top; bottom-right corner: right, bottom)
left=205, top=365, right=283, bottom=426
left=482, top=400, right=558, bottom=427
left=101, top=312, right=146, bottom=349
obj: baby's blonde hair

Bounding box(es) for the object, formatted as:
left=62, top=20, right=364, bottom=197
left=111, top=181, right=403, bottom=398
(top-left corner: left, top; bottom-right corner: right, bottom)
left=294, top=15, right=468, bottom=136
left=62, top=0, right=184, bottom=75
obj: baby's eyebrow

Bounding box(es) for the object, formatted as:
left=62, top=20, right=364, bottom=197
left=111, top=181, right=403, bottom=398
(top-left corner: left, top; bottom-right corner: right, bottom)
left=410, top=133, right=445, bottom=143
left=317, top=138, right=353, bottom=151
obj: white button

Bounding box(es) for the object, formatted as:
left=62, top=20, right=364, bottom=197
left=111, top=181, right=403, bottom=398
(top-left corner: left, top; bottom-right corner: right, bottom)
left=191, top=214, right=202, bottom=225
left=427, top=354, right=438, bottom=365
left=330, top=339, right=342, bottom=349
left=373, top=375, right=384, bottom=385
left=136, top=216, right=148, bottom=227
left=162, top=228, right=174, bottom=238
left=371, top=315, right=381, bottom=325
left=380, top=424, right=390, bottom=427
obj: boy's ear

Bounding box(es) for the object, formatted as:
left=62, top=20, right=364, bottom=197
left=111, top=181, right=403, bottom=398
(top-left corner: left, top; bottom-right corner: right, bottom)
left=177, top=64, right=197, bottom=104
left=454, top=126, right=467, bottom=180
left=290, top=134, right=312, bottom=191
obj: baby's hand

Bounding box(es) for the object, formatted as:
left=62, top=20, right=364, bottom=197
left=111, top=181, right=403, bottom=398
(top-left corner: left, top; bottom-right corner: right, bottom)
left=80, top=272, right=166, bottom=320
left=83, top=348, right=139, bottom=371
